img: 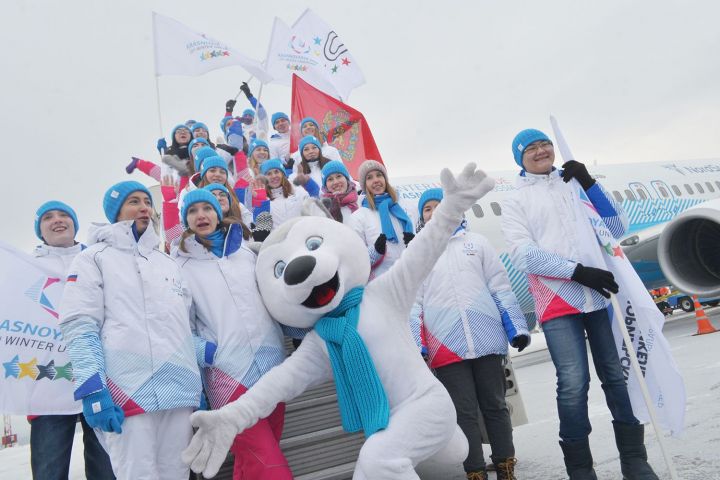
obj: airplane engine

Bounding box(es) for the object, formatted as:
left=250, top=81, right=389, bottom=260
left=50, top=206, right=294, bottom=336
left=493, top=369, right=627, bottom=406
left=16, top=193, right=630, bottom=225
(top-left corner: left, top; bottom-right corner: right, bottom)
left=658, top=198, right=720, bottom=296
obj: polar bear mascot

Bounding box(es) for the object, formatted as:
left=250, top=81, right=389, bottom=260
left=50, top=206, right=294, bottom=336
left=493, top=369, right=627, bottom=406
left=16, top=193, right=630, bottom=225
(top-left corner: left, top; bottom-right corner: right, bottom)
left=183, top=163, right=495, bottom=479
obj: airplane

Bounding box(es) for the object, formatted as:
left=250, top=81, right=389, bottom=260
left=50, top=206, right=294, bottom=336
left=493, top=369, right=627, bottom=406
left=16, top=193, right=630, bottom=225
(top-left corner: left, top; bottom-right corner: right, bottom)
left=393, top=158, right=720, bottom=326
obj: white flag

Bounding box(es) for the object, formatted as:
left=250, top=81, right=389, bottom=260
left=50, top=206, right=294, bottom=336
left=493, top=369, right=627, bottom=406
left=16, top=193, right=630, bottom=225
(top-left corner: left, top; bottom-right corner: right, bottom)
left=264, top=10, right=365, bottom=100
left=550, top=117, right=686, bottom=434
left=153, top=12, right=272, bottom=82
left=0, top=242, right=81, bottom=415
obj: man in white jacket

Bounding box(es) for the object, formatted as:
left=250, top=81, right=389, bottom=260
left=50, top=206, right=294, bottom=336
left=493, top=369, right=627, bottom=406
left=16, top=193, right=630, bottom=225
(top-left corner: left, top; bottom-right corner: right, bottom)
left=500, top=129, right=658, bottom=480
left=60, top=181, right=202, bottom=480
left=30, top=201, right=115, bottom=480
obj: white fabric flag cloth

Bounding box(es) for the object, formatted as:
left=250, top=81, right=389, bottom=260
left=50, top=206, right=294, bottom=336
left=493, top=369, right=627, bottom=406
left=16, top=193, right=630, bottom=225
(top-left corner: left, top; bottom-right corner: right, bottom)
left=550, top=116, right=686, bottom=435
left=153, top=12, right=271, bottom=82
left=264, top=9, right=365, bottom=100
left=0, top=242, right=80, bottom=415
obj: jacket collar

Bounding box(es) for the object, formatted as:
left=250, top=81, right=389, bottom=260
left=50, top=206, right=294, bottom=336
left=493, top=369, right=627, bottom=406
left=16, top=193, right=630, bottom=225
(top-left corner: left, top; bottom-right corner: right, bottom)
left=515, top=167, right=560, bottom=188
left=33, top=242, right=85, bottom=258
left=174, top=223, right=245, bottom=260
left=87, top=220, right=160, bottom=255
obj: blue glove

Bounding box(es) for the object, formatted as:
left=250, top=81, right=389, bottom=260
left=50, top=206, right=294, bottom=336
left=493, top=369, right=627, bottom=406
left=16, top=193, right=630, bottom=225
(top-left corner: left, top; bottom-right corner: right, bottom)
left=156, top=137, right=167, bottom=154
left=82, top=389, right=125, bottom=433
left=228, top=121, right=243, bottom=138
left=204, top=341, right=217, bottom=367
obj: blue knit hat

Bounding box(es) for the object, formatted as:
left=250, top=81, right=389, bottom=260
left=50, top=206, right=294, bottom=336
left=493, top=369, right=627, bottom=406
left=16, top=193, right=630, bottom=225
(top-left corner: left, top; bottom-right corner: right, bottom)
left=181, top=189, right=223, bottom=228
left=200, top=156, right=228, bottom=180
left=103, top=181, right=153, bottom=223
left=260, top=158, right=285, bottom=176
left=171, top=124, right=190, bottom=138
left=271, top=112, right=289, bottom=129
left=194, top=146, right=217, bottom=172
left=418, top=188, right=444, bottom=217
left=242, top=108, right=255, bottom=118
left=204, top=183, right=232, bottom=201
left=512, top=129, right=552, bottom=167
left=321, top=160, right=350, bottom=187
left=34, top=201, right=79, bottom=240
left=299, top=135, right=322, bottom=155
left=189, top=137, right=210, bottom=156
left=300, top=117, right=319, bottom=131
left=190, top=122, right=209, bottom=134
left=248, top=139, right=269, bottom=158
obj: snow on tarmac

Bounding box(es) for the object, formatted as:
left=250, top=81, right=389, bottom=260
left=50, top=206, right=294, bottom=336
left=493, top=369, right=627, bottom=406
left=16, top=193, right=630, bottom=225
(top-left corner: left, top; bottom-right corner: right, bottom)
left=2, top=311, right=719, bottom=479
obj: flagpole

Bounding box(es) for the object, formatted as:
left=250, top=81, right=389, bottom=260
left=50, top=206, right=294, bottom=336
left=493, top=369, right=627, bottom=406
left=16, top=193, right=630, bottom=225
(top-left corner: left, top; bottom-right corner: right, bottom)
left=610, top=295, right=678, bottom=479
left=154, top=75, right=164, bottom=139
left=234, top=75, right=255, bottom=101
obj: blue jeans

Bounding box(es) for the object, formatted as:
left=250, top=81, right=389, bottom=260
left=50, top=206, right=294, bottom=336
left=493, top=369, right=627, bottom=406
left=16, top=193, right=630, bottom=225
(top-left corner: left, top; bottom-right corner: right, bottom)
left=542, top=308, right=638, bottom=442
left=30, top=414, right=115, bottom=480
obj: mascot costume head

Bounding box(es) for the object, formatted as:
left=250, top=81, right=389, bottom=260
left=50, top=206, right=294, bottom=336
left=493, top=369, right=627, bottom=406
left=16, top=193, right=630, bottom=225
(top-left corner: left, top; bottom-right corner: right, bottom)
left=183, top=163, right=495, bottom=479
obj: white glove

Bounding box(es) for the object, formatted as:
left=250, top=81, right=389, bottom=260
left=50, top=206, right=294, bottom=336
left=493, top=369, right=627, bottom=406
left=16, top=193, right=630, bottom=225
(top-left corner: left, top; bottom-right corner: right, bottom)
left=438, top=163, right=495, bottom=219
left=181, top=403, right=253, bottom=478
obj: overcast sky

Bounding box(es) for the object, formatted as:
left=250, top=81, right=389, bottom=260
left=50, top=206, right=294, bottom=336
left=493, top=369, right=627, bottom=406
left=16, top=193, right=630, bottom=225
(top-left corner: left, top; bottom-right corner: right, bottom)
left=1, top=0, right=719, bottom=250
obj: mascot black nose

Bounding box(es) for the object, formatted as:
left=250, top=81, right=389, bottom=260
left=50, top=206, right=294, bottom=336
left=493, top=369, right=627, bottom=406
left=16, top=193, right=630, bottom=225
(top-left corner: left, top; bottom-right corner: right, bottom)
left=284, top=255, right=316, bottom=286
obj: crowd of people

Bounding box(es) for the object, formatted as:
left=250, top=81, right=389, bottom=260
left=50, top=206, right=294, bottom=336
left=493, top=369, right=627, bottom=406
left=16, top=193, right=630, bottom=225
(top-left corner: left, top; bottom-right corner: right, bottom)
left=25, top=82, right=661, bottom=480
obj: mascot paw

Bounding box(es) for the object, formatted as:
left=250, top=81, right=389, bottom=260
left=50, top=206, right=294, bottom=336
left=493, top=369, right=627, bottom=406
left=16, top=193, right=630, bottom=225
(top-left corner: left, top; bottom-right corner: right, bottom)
left=439, top=163, right=495, bottom=218
left=181, top=409, right=242, bottom=478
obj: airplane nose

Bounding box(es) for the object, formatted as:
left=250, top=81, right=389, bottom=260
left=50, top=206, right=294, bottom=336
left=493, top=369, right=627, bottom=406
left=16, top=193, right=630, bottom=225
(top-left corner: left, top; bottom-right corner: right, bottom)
left=284, top=255, right=316, bottom=286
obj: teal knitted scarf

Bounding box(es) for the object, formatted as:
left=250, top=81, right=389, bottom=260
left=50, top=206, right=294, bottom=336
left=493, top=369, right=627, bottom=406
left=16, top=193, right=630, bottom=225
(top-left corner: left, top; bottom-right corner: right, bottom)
left=314, top=286, right=390, bottom=437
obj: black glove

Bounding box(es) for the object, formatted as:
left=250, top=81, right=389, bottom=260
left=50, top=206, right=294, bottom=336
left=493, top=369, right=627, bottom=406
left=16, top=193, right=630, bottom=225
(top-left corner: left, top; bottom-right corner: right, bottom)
left=571, top=263, right=618, bottom=298
left=284, top=158, right=295, bottom=170
left=240, top=82, right=252, bottom=100
left=251, top=212, right=273, bottom=242
left=374, top=234, right=387, bottom=255
left=403, top=232, right=415, bottom=246
left=561, top=160, right=595, bottom=190
left=225, top=99, right=236, bottom=113
left=511, top=335, right=529, bottom=352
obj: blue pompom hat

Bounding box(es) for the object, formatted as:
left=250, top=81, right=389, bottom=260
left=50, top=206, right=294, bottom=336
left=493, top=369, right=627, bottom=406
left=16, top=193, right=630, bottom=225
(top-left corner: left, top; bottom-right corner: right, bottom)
left=260, top=158, right=285, bottom=176
left=181, top=189, right=223, bottom=228
left=200, top=156, right=228, bottom=180
left=300, top=117, right=319, bottom=131
left=299, top=135, right=322, bottom=155
left=190, top=122, right=209, bottom=134
left=194, top=146, right=217, bottom=172
left=511, top=129, right=552, bottom=167
left=242, top=108, right=255, bottom=118
left=248, top=139, right=269, bottom=158
left=103, top=181, right=152, bottom=223
left=271, top=112, right=289, bottom=128
left=321, top=161, right=350, bottom=187
left=417, top=188, right=444, bottom=218
left=34, top=201, right=79, bottom=240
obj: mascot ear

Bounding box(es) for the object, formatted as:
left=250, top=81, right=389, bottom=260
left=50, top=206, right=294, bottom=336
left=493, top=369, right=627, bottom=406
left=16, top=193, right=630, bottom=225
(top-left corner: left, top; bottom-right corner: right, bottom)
left=302, top=198, right=333, bottom=219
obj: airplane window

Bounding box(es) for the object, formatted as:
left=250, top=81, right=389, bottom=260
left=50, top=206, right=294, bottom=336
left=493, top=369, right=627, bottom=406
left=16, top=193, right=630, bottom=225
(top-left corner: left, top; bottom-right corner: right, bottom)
left=612, top=191, right=623, bottom=202
left=624, top=190, right=636, bottom=201
left=658, top=186, right=669, bottom=198
left=706, top=182, right=715, bottom=193
left=685, top=184, right=694, bottom=194
left=490, top=202, right=502, bottom=216
left=671, top=185, right=682, bottom=196
left=695, top=183, right=705, bottom=194
left=635, top=189, right=647, bottom=200
left=471, top=204, right=484, bottom=218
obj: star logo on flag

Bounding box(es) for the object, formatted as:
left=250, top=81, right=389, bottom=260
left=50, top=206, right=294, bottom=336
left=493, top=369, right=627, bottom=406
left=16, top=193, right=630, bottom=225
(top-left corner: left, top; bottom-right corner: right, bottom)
left=36, top=360, right=57, bottom=380
left=331, top=65, right=338, bottom=74
left=341, top=57, right=350, bottom=66
left=612, top=246, right=625, bottom=258
left=3, top=355, right=20, bottom=378
left=18, top=358, right=39, bottom=379
left=313, top=36, right=321, bottom=45
left=54, top=362, right=73, bottom=381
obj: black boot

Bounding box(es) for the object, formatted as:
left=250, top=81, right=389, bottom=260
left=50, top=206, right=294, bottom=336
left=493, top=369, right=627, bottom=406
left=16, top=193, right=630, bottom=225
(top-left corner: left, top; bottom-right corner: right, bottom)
left=613, top=422, right=659, bottom=479
left=559, top=439, right=598, bottom=479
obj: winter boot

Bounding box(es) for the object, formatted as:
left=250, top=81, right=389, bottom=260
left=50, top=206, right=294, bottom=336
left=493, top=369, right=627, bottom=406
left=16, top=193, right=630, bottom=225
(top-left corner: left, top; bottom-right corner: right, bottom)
left=494, top=457, right=518, bottom=480
left=613, top=422, right=659, bottom=479
left=466, top=471, right=488, bottom=480
left=559, top=439, right=598, bottom=480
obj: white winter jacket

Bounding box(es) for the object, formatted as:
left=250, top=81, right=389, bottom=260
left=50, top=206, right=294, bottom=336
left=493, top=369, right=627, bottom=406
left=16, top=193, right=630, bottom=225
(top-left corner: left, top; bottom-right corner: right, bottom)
left=173, top=224, right=286, bottom=409
left=410, top=229, right=529, bottom=368
left=59, top=221, right=201, bottom=416
left=33, top=243, right=85, bottom=278
left=268, top=186, right=309, bottom=229
left=351, top=206, right=408, bottom=278
left=269, top=132, right=290, bottom=160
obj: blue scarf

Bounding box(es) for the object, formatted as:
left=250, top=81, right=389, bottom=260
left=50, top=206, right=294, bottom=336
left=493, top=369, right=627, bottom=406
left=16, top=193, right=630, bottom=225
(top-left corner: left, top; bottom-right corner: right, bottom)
left=202, top=229, right=226, bottom=258
left=362, top=193, right=413, bottom=243
left=314, top=287, right=389, bottom=437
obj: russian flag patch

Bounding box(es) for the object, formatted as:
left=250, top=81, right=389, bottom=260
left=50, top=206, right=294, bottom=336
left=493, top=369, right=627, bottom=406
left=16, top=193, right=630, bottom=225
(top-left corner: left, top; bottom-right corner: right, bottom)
left=67, top=274, right=78, bottom=282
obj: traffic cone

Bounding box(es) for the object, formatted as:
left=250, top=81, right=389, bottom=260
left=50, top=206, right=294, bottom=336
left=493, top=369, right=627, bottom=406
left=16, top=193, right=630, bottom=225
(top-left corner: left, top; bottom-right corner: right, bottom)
left=692, top=295, right=718, bottom=336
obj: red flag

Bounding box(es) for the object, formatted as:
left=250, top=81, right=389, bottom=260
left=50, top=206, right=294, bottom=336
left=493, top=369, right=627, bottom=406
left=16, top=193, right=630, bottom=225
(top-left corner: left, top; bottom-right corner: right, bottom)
left=290, top=74, right=382, bottom=180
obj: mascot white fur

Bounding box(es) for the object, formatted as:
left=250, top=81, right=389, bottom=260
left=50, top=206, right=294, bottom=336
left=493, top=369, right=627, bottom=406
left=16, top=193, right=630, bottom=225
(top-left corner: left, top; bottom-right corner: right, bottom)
left=182, top=164, right=495, bottom=479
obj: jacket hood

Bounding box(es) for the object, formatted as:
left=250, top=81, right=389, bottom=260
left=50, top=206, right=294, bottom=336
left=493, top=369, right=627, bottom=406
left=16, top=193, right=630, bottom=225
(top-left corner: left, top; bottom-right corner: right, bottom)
left=33, top=242, right=85, bottom=258
left=87, top=220, right=160, bottom=254
left=515, top=167, right=561, bottom=189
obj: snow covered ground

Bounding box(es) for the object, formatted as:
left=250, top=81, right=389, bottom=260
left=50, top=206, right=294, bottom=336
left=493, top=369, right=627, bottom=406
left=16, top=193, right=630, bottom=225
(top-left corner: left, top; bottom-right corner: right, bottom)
left=2, top=309, right=719, bottom=479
